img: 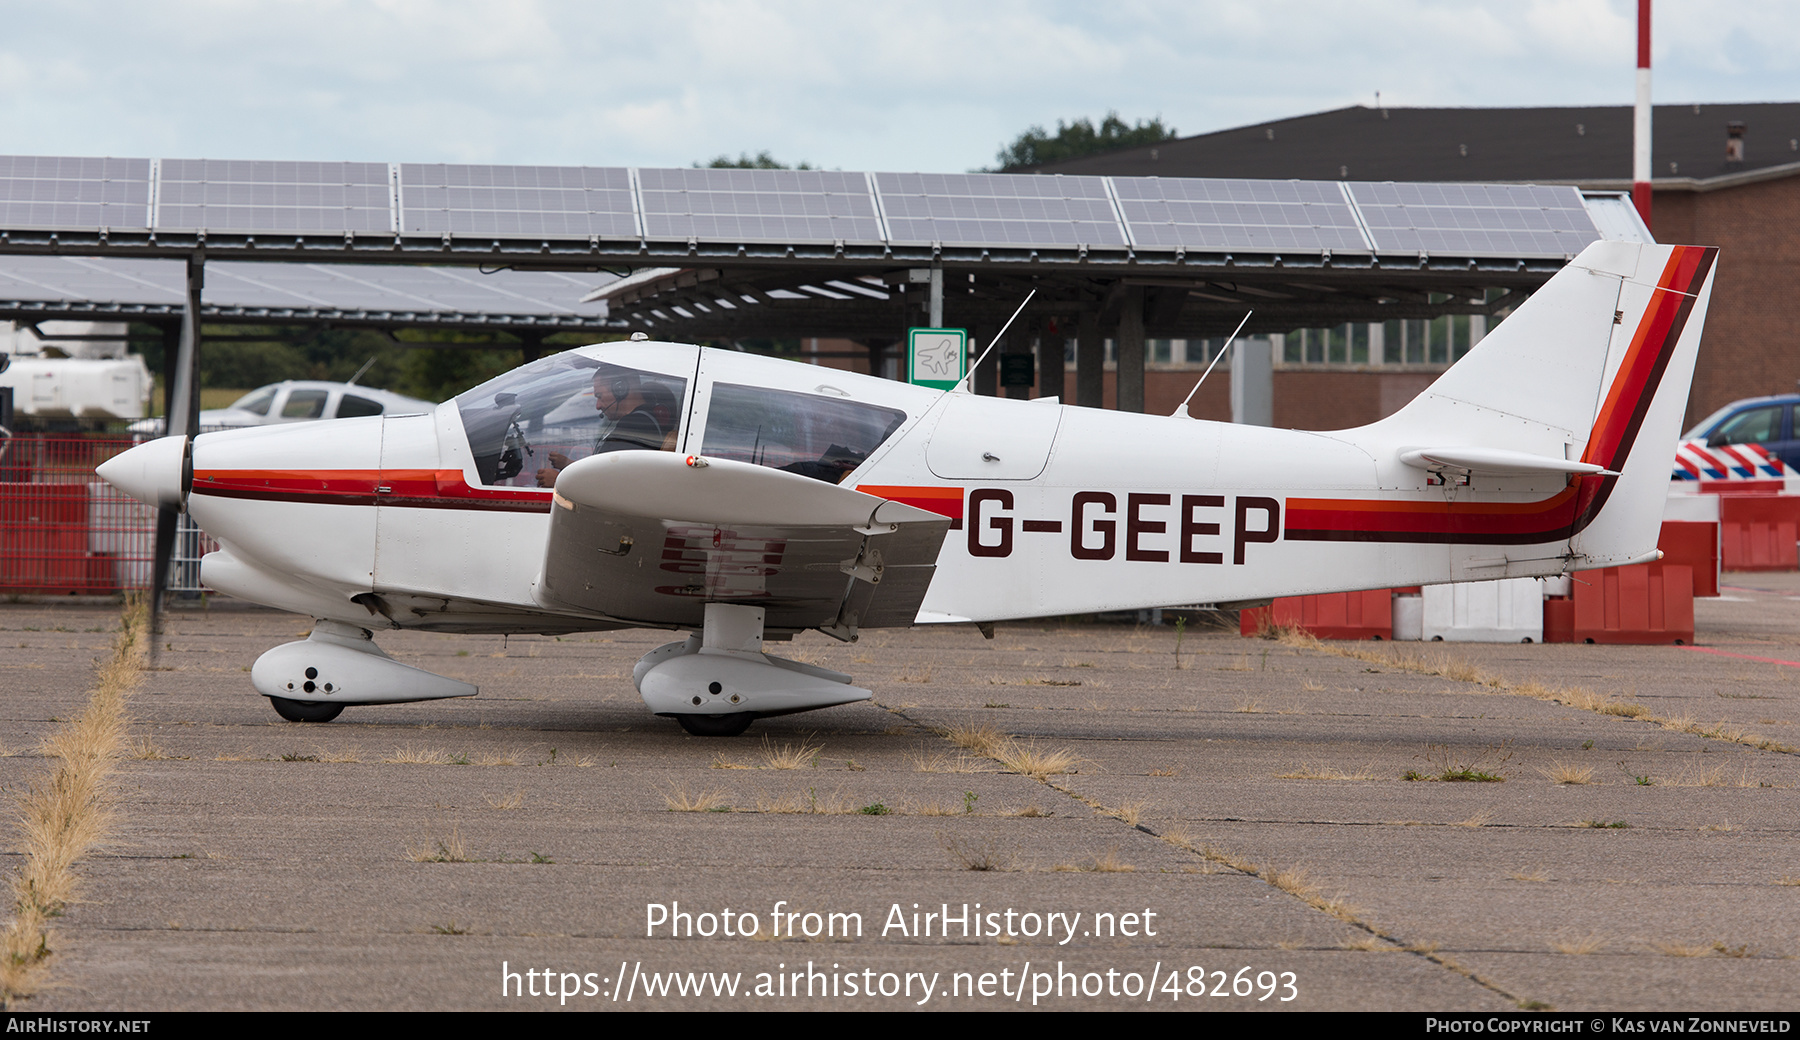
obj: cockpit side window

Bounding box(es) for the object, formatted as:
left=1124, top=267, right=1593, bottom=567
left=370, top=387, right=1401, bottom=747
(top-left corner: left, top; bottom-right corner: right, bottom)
left=700, top=383, right=905, bottom=484
left=455, top=355, right=688, bottom=487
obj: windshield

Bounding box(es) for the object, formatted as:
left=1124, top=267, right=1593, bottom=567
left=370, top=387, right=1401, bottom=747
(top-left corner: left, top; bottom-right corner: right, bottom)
left=456, top=353, right=689, bottom=487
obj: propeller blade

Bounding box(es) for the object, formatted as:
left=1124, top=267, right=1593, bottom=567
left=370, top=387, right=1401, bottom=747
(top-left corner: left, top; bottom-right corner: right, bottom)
left=149, top=505, right=177, bottom=657
left=153, top=254, right=204, bottom=658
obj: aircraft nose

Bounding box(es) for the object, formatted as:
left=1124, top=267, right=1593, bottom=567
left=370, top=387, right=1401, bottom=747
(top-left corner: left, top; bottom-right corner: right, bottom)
left=98, top=435, right=190, bottom=510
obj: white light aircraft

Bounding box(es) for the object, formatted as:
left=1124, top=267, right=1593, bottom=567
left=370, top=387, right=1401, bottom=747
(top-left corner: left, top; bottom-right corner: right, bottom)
left=99, top=241, right=1717, bottom=735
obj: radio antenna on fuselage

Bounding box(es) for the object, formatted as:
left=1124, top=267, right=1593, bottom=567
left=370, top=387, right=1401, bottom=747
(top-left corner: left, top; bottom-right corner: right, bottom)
left=1171, top=310, right=1252, bottom=418
left=952, top=289, right=1037, bottom=394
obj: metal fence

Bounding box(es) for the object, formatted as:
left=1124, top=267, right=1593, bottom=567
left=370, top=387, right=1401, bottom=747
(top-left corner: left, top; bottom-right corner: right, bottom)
left=0, top=433, right=213, bottom=594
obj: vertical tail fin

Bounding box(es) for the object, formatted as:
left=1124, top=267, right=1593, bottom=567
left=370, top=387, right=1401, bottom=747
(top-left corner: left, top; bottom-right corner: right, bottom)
left=1364, top=241, right=1718, bottom=566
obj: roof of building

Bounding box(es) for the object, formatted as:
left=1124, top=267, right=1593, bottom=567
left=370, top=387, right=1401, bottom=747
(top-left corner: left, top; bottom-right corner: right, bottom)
left=1029, top=103, right=1800, bottom=188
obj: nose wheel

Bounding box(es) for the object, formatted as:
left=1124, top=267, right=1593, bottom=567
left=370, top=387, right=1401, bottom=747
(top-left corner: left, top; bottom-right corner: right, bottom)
left=675, top=712, right=754, bottom=737
left=268, top=696, right=345, bottom=723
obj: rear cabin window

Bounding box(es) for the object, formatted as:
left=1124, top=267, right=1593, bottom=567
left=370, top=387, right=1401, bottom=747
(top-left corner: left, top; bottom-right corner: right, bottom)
left=700, top=383, right=905, bottom=484
left=281, top=390, right=329, bottom=419
left=337, top=394, right=384, bottom=418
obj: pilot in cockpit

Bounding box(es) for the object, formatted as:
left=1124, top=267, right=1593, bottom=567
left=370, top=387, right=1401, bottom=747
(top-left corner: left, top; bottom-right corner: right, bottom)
left=535, top=364, right=676, bottom=487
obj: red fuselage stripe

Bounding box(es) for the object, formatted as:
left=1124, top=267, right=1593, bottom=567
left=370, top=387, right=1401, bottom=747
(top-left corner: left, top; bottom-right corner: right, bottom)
left=191, top=469, right=553, bottom=513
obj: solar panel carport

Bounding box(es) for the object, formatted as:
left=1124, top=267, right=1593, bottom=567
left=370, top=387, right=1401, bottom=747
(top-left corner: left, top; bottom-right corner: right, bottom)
left=0, top=155, right=1646, bottom=411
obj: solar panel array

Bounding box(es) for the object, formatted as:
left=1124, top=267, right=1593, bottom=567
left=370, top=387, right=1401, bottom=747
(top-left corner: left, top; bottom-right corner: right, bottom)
left=0, top=255, right=611, bottom=320
left=1112, top=178, right=1370, bottom=253
left=0, top=156, right=152, bottom=230
left=638, top=168, right=883, bottom=243
left=156, top=160, right=392, bottom=233
left=400, top=164, right=637, bottom=238
left=875, top=172, right=1126, bottom=248
left=0, top=154, right=1608, bottom=259
left=1348, top=182, right=1599, bottom=257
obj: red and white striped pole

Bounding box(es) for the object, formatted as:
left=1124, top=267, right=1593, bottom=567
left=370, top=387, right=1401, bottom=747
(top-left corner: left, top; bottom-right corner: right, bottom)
left=1633, top=0, right=1653, bottom=229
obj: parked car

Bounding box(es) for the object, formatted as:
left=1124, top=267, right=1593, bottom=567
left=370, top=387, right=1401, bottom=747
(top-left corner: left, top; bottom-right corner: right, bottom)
left=128, top=380, right=436, bottom=435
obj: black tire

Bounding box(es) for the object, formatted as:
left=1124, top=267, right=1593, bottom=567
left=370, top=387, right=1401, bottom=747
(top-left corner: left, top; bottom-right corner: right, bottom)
left=269, top=696, right=345, bottom=723
left=675, top=713, right=754, bottom=737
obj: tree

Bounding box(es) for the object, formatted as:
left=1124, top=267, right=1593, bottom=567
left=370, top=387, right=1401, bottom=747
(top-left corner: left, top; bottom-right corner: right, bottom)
left=990, top=112, right=1177, bottom=172
left=696, top=151, right=815, bottom=170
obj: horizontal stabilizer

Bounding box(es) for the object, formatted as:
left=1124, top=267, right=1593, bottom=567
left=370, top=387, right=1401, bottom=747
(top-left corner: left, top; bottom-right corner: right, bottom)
left=1398, top=446, right=1612, bottom=477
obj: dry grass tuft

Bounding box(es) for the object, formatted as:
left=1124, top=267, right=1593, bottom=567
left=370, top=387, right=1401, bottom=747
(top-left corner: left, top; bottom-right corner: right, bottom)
left=1650, top=940, right=1714, bottom=957
left=1551, top=935, right=1607, bottom=955
left=990, top=737, right=1082, bottom=780
left=1266, top=865, right=1321, bottom=900
left=1055, top=848, right=1135, bottom=873
left=1113, top=801, right=1149, bottom=828
left=1509, top=867, right=1550, bottom=882
left=406, top=824, right=470, bottom=863
left=1456, top=809, right=1496, bottom=828
left=940, top=833, right=1013, bottom=872
left=901, top=796, right=965, bottom=817
left=385, top=746, right=453, bottom=765
left=1777, top=876, right=1800, bottom=887
left=1147, top=765, right=1180, bottom=777
left=127, top=736, right=174, bottom=761
left=1341, top=935, right=1393, bottom=952
left=894, top=665, right=934, bottom=684
left=474, top=751, right=521, bottom=767
left=1089, top=848, right=1134, bottom=873
left=1233, top=699, right=1264, bottom=713
left=0, top=595, right=147, bottom=1004
left=1542, top=761, right=1596, bottom=785
left=314, top=747, right=363, bottom=764
left=944, top=722, right=1003, bottom=756
left=1002, top=804, right=1049, bottom=818
left=664, top=784, right=729, bottom=812
left=760, top=738, right=821, bottom=771
left=485, top=789, right=525, bottom=810
left=1300, top=679, right=1325, bottom=692
left=907, top=748, right=990, bottom=774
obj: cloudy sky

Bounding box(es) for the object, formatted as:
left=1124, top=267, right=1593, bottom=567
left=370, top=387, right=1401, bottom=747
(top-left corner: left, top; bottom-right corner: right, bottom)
left=0, top=1, right=1794, bottom=173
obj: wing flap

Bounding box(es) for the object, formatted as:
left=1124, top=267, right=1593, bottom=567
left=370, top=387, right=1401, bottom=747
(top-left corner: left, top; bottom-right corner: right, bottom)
left=538, top=452, right=952, bottom=633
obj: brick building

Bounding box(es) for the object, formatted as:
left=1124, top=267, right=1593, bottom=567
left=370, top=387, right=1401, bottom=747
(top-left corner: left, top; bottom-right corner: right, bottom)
left=1032, top=102, right=1800, bottom=429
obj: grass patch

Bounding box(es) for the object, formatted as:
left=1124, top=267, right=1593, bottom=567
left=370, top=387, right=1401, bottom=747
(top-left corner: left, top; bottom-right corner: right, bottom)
left=1541, top=761, right=1596, bottom=785
left=485, top=789, right=525, bottom=810
left=990, top=738, right=1083, bottom=780
left=1550, top=935, right=1607, bottom=955
left=0, top=595, right=147, bottom=1005
left=1403, top=742, right=1513, bottom=783
left=406, top=824, right=470, bottom=863
left=939, top=833, right=1013, bottom=872
left=760, top=738, right=821, bottom=771
left=663, top=784, right=729, bottom=812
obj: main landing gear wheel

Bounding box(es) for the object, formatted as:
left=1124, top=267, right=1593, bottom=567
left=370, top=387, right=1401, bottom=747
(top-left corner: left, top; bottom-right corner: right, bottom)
left=268, top=696, right=345, bottom=723
left=675, top=713, right=754, bottom=737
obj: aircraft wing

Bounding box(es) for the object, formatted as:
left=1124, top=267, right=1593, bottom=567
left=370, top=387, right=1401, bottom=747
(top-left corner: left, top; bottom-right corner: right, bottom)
left=537, top=452, right=952, bottom=636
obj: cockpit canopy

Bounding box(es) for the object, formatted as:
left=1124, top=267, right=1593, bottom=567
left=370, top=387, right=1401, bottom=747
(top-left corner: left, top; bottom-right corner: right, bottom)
left=455, top=346, right=910, bottom=489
